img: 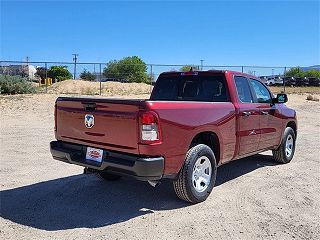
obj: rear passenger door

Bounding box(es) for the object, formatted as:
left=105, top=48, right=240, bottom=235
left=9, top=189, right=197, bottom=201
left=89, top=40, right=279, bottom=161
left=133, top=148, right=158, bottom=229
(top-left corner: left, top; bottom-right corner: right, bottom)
left=249, top=79, right=283, bottom=149
left=234, top=76, right=260, bottom=156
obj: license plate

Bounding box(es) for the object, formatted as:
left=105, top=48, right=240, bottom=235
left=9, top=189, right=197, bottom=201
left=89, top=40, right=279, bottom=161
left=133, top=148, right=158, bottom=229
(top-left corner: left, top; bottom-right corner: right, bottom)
left=86, top=147, right=103, bottom=163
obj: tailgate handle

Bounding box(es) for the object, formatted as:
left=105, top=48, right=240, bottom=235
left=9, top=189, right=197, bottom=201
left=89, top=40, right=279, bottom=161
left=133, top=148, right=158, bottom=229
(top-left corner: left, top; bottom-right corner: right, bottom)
left=82, top=102, right=96, bottom=111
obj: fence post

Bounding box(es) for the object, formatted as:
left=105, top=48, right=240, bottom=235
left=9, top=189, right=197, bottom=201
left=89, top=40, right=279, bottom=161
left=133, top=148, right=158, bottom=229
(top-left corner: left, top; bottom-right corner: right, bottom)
left=99, top=63, right=102, bottom=96
left=241, top=66, right=244, bottom=73
left=45, top=62, right=48, bottom=94
left=283, top=67, right=286, bottom=93
left=150, top=64, right=153, bottom=94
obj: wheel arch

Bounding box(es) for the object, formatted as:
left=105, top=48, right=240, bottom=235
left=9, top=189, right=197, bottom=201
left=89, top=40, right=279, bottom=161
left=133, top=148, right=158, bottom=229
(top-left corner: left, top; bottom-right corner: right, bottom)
left=189, top=131, right=221, bottom=165
left=286, top=121, right=297, bottom=138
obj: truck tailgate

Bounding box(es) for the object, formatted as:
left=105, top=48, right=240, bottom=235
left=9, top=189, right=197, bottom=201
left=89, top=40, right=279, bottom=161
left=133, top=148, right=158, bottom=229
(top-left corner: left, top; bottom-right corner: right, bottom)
left=55, top=97, right=144, bottom=154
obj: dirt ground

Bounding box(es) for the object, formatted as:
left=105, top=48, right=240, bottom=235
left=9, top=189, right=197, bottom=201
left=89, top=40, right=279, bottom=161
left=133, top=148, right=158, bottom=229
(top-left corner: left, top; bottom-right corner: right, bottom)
left=269, top=86, right=320, bottom=95
left=46, top=80, right=153, bottom=96
left=0, top=93, right=319, bottom=240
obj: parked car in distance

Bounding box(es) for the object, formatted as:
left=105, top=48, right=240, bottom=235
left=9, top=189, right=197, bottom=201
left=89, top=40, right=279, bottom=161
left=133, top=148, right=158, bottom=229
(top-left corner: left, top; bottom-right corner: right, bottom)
left=284, top=77, right=296, bottom=86
left=51, top=70, right=298, bottom=203
left=303, top=77, right=309, bottom=86
left=259, top=76, right=268, bottom=84
left=266, top=77, right=275, bottom=86
left=274, top=76, right=284, bottom=86
left=296, top=77, right=309, bottom=86
left=308, top=77, right=320, bottom=86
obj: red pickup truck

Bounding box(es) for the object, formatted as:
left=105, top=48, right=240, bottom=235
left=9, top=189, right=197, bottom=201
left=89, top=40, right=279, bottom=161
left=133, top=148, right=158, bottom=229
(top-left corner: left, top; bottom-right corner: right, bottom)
left=50, top=70, right=297, bottom=203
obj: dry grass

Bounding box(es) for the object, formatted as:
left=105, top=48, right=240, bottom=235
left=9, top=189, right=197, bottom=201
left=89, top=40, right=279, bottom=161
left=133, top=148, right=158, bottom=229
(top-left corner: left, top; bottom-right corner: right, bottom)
left=269, top=86, right=320, bottom=94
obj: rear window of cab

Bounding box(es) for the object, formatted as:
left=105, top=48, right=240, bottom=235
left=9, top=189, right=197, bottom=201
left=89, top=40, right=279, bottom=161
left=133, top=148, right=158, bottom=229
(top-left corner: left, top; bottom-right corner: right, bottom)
left=150, top=73, right=230, bottom=102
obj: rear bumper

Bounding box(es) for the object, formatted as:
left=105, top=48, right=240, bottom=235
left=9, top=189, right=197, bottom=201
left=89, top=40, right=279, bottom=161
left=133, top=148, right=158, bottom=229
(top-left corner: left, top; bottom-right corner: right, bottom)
left=50, top=141, right=164, bottom=181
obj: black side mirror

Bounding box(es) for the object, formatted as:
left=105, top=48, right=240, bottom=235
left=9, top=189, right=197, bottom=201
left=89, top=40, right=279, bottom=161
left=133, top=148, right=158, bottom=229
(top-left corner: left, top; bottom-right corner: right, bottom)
left=272, top=93, right=288, bottom=104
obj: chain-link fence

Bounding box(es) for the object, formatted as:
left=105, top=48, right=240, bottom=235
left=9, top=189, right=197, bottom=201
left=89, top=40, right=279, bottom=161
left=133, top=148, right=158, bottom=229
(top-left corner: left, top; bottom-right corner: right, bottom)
left=0, top=60, right=308, bottom=95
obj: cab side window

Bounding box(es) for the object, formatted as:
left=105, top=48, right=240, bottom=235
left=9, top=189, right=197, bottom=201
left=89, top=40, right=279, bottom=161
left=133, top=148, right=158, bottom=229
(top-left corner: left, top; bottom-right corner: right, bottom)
left=234, top=76, right=253, bottom=103
left=250, top=79, right=272, bottom=103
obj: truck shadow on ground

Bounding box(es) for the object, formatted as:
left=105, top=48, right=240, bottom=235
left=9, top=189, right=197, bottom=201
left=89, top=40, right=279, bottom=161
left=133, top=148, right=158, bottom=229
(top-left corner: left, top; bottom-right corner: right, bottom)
left=0, top=153, right=276, bottom=231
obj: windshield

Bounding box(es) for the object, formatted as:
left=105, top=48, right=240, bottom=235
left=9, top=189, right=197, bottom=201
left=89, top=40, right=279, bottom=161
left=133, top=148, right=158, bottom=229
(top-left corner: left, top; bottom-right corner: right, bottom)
left=150, top=74, right=229, bottom=102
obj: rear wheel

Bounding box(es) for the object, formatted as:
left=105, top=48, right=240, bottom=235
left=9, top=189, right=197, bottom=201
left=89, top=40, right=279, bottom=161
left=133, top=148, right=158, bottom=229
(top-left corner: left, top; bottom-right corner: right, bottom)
left=97, top=171, right=122, bottom=181
left=173, top=144, right=217, bottom=203
left=272, top=127, right=296, bottom=164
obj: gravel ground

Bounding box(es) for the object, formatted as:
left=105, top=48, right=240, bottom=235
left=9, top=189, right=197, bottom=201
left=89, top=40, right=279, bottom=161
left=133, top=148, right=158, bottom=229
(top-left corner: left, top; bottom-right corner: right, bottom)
left=0, top=93, right=319, bottom=240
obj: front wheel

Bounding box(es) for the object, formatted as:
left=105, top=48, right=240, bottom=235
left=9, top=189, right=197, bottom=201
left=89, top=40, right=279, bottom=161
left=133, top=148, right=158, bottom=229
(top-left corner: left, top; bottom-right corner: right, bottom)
left=173, top=144, right=217, bottom=203
left=272, top=127, right=296, bottom=164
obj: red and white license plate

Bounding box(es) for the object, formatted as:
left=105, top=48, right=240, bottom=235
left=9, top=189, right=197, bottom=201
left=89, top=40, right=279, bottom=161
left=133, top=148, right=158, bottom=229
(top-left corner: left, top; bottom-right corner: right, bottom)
left=86, top=147, right=103, bottom=163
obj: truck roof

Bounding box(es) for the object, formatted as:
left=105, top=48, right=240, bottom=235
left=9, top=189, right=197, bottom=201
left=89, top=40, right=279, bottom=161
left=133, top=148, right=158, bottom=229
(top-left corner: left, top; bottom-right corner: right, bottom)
left=159, top=70, right=257, bottom=79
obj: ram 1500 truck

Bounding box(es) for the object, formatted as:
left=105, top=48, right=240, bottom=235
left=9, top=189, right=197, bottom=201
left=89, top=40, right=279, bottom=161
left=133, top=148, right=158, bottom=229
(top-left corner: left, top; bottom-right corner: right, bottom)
left=50, top=70, right=297, bottom=203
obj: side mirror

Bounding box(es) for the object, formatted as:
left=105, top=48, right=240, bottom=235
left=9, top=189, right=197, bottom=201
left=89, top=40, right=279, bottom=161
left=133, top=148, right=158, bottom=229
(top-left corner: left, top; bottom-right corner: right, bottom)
left=272, top=93, right=288, bottom=104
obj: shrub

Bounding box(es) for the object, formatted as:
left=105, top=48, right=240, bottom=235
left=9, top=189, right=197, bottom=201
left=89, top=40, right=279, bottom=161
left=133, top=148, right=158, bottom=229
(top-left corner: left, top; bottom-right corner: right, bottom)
left=103, top=56, right=149, bottom=83
left=306, top=94, right=319, bottom=101
left=286, top=67, right=320, bottom=78
left=0, top=75, right=36, bottom=94
left=48, top=66, right=72, bottom=81
left=80, top=69, right=96, bottom=81
left=180, top=65, right=199, bottom=71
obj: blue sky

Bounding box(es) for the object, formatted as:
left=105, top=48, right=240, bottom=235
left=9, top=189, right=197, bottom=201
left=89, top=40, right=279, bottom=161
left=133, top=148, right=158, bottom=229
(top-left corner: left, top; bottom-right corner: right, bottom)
left=1, top=0, right=319, bottom=68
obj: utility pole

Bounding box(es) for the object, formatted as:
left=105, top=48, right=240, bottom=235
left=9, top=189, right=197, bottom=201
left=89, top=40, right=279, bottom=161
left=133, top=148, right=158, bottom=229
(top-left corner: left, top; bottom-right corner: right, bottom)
left=72, top=54, right=78, bottom=80
left=200, top=60, right=204, bottom=70
left=26, top=56, right=29, bottom=81
left=99, top=63, right=102, bottom=95
left=283, top=67, right=287, bottom=93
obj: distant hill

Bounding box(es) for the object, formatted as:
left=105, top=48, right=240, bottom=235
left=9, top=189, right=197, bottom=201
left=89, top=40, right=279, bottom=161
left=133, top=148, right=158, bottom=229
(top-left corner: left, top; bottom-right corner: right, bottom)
left=301, top=65, right=320, bottom=71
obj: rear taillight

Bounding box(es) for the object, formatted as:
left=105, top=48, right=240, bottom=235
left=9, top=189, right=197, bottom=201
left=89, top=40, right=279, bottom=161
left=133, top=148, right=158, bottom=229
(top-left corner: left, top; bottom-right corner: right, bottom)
left=54, top=102, right=57, bottom=131
left=139, top=111, right=162, bottom=144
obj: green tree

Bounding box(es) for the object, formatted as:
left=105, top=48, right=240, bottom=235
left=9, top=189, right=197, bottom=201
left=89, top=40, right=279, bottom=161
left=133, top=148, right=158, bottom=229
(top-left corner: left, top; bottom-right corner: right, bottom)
left=180, top=65, right=198, bottom=72
left=35, top=67, right=47, bottom=81
left=305, top=69, right=320, bottom=78
left=103, top=56, right=148, bottom=83
left=48, top=66, right=72, bottom=81
left=80, top=69, right=96, bottom=81
left=285, top=67, right=320, bottom=78
left=285, top=67, right=301, bottom=77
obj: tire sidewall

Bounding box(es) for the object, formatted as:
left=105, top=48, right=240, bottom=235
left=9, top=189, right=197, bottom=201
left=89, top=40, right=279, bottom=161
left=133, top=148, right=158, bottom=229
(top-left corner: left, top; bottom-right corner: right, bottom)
left=185, top=144, right=217, bottom=202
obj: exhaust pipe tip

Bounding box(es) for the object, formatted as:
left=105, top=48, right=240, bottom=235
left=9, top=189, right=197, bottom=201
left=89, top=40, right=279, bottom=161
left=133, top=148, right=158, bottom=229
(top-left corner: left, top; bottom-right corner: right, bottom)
left=148, top=180, right=161, bottom=187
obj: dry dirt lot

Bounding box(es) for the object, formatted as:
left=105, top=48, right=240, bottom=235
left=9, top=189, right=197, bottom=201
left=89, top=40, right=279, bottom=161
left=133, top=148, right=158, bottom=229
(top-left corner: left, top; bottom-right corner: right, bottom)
left=0, top=93, right=319, bottom=240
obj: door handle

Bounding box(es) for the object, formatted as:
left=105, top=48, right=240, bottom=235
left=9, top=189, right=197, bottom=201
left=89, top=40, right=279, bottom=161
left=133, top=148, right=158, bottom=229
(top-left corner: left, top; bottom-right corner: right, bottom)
left=261, top=111, right=269, bottom=115
left=243, top=111, right=251, bottom=117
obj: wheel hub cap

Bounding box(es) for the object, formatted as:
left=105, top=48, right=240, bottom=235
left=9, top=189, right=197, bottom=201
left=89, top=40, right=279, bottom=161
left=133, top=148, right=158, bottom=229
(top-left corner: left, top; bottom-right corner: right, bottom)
left=285, top=134, right=294, bottom=158
left=192, top=156, right=212, bottom=193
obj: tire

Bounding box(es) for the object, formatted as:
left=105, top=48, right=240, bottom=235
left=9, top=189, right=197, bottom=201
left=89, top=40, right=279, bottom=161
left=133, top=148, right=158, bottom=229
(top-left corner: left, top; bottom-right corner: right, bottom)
left=97, top=171, right=122, bottom=181
left=173, top=144, right=217, bottom=203
left=272, top=127, right=296, bottom=164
